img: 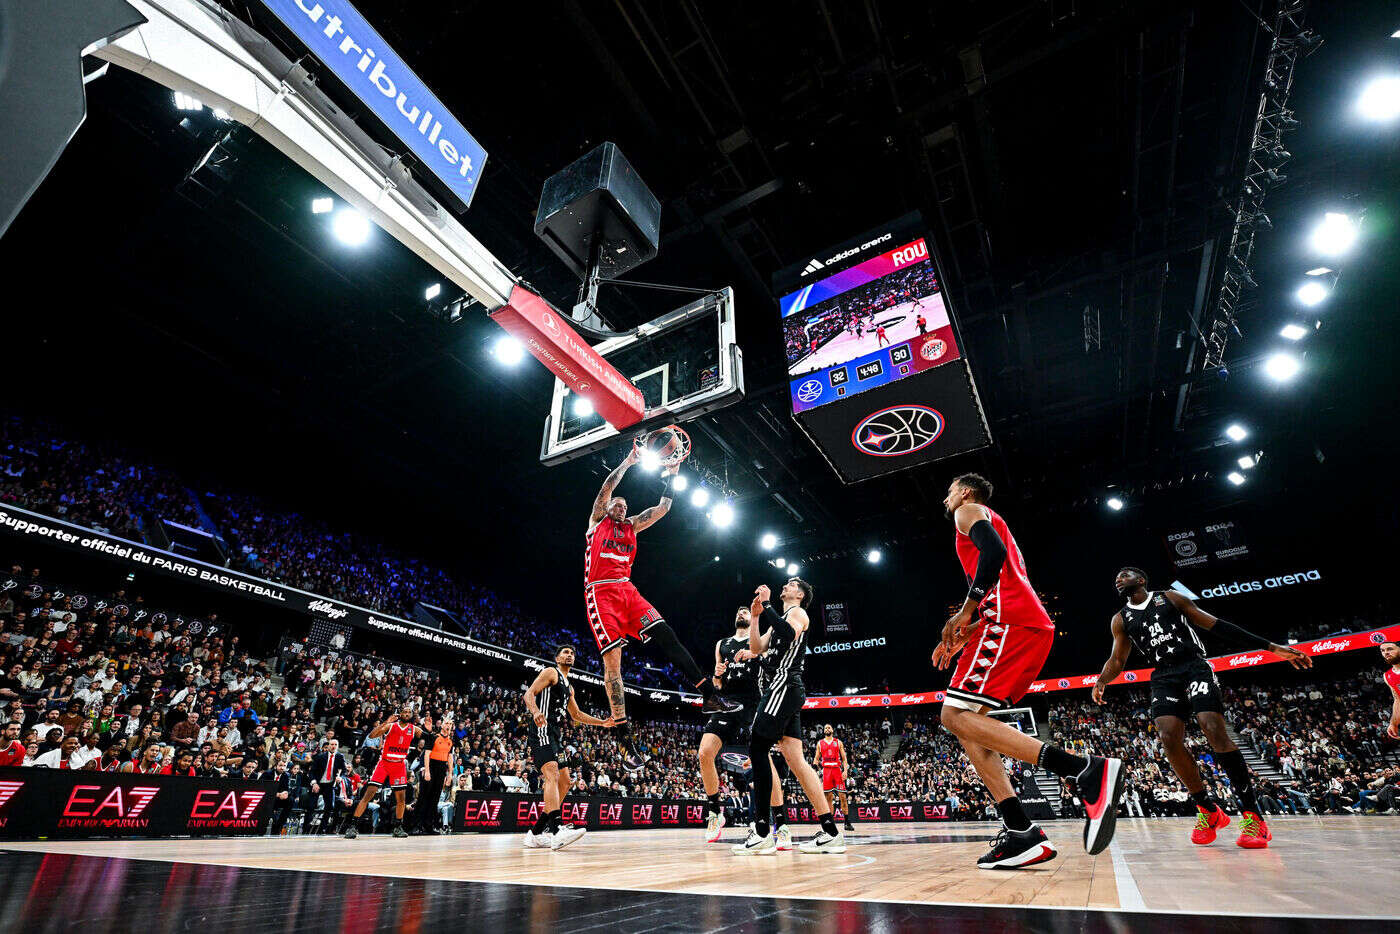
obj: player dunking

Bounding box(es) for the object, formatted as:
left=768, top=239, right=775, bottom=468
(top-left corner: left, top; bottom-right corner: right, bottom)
left=1378, top=641, right=1400, bottom=739
left=586, top=446, right=741, bottom=770
left=814, top=725, right=856, bottom=831
left=1094, top=568, right=1309, bottom=848
left=522, top=645, right=616, bottom=850
left=343, top=704, right=418, bottom=839
left=934, top=473, right=1124, bottom=868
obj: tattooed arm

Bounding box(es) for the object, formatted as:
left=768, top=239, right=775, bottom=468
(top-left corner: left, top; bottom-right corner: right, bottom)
left=629, top=465, right=676, bottom=534
left=590, top=449, right=639, bottom=526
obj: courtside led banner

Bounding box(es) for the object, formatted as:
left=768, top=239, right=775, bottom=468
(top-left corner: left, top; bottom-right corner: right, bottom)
left=259, top=0, right=487, bottom=209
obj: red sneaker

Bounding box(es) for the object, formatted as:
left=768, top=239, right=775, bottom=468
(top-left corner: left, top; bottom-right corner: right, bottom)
left=1190, top=804, right=1230, bottom=845
left=1236, top=811, right=1271, bottom=849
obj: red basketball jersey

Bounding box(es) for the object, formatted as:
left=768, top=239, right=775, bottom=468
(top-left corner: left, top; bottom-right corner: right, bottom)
left=0, top=740, right=24, bottom=767
left=1385, top=666, right=1400, bottom=699
left=381, top=721, right=415, bottom=761
left=817, top=738, right=841, bottom=768
left=585, top=518, right=637, bottom=586
left=955, top=507, right=1053, bottom=631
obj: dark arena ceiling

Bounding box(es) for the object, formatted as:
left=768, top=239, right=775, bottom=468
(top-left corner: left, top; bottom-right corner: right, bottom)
left=3, top=0, right=1397, bottom=688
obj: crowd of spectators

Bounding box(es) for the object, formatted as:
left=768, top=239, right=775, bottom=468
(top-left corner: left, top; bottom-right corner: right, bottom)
left=782, top=262, right=939, bottom=370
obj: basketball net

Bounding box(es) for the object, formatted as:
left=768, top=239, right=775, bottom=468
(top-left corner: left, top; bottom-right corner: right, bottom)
left=633, top=425, right=692, bottom=469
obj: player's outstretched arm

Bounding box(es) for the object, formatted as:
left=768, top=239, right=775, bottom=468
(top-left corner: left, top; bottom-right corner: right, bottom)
left=522, top=668, right=556, bottom=727
left=567, top=695, right=615, bottom=728
left=630, top=466, right=676, bottom=534
left=590, top=449, right=639, bottom=525
left=1093, top=614, right=1132, bottom=704
left=1162, top=591, right=1312, bottom=669
left=366, top=713, right=399, bottom=740
left=748, top=587, right=774, bottom=656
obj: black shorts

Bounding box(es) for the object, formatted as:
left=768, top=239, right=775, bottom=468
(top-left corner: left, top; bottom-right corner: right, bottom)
left=704, top=703, right=753, bottom=745
left=1150, top=663, right=1225, bottom=721
left=528, top=726, right=574, bottom=771
left=751, top=680, right=804, bottom=741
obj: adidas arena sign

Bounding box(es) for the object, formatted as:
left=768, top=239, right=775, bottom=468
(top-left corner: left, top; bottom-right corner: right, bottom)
left=799, top=233, right=894, bottom=276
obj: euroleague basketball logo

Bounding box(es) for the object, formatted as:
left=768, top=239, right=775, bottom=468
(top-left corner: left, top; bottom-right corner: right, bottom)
left=919, top=338, right=947, bottom=362
left=1124, top=671, right=1138, bottom=681
left=796, top=379, right=823, bottom=404
left=851, top=405, right=944, bottom=457
left=1372, top=632, right=1387, bottom=644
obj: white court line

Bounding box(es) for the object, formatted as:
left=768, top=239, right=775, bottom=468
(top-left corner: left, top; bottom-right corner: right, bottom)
left=1109, top=840, right=1145, bottom=910
left=833, top=854, right=876, bottom=869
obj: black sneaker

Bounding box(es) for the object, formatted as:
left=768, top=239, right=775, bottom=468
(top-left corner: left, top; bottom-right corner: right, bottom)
left=843, top=820, right=855, bottom=831
left=392, top=825, right=408, bottom=838
left=977, top=825, right=1058, bottom=870
left=701, top=694, right=743, bottom=715
left=343, top=826, right=358, bottom=840
left=617, top=738, right=645, bottom=772
left=1077, top=755, right=1125, bottom=855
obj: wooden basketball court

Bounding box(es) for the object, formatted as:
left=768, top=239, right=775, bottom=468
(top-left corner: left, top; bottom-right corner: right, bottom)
left=3, top=816, right=1396, bottom=931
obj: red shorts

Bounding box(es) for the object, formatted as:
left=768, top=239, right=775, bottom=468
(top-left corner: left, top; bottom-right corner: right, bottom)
left=945, top=620, right=1054, bottom=711
left=822, top=766, right=846, bottom=792
left=585, top=580, right=663, bottom=653
left=369, top=756, right=409, bottom=788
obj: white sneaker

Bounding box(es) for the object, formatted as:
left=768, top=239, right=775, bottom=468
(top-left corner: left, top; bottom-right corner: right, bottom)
left=551, top=824, right=587, bottom=850
left=731, top=827, right=777, bottom=855
left=774, top=825, right=793, bottom=851
left=704, top=811, right=726, bottom=843
left=523, top=829, right=553, bottom=849
left=798, top=830, right=847, bottom=854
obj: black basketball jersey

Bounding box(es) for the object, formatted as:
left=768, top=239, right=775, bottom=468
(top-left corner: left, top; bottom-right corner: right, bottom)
left=1121, top=591, right=1207, bottom=670
left=538, top=667, right=572, bottom=737
left=759, top=606, right=805, bottom=692
left=719, top=634, right=760, bottom=702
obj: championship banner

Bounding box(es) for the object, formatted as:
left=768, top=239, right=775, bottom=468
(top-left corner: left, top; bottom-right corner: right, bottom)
left=1163, top=519, right=1250, bottom=569
left=454, top=790, right=708, bottom=833
left=0, top=767, right=273, bottom=839
left=823, top=600, right=851, bottom=635
left=0, top=504, right=672, bottom=703
left=802, top=624, right=1400, bottom=708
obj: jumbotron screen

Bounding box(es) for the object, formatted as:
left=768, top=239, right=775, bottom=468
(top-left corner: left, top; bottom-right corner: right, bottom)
left=781, top=237, right=961, bottom=414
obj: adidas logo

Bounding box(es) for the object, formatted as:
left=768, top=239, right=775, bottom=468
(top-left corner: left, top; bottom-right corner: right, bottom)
left=801, top=258, right=825, bottom=276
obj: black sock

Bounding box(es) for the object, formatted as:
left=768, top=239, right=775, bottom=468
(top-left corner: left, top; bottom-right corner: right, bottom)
left=642, top=620, right=707, bottom=685
left=614, top=719, right=634, bottom=750
left=1190, top=790, right=1215, bottom=810
left=819, top=813, right=839, bottom=836
left=1217, top=749, right=1258, bottom=814
left=1037, top=743, right=1090, bottom=779
left=771, top=805, right=787, bottom=829
left=748, top=734, right=775, bottom=834
left=996, top=795, right=1032, bottom=832
left=531, top=809, right=552, bottom=834
left=707, top=793, right=721, bottom=815
left=547, top=809, right=563, bottom=832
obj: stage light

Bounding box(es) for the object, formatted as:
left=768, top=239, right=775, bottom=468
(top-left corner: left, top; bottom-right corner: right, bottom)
left=491, top=336, right=524, bottom=366
left=867, top=549, right=882, bottom=564
left=639, top=450, right=661, bottom=473
left=331, top=208, right=372, bottom=246
left=425, top=283, right=442, bottom=301
left=1296, top=281, right=1329, bottom=306
left=1304, top=267, right=1332, bottom=276
left=787, top=563, right=801, bottom=575
left=760, top=533, right=778, bottom=550
left=713, top=555, right=720, bottom=562
left=670, top=473, right=688, bottom=492
left=1309, top=212, right=1357, bottom=256
left=1225, top=423, right=1249, bottom=442
left=690, top=488, right=711, bottom=508
left=1264, top=351, right=1301, bottom=382
left=1106, top=497, right=1124, bottom=511
left=1358, top=75, right=1400, bottom=121
left=311, top=197, right=334, bottom=215
left=571, top=396, right=593, bottom=417
left=1280, top=323, right=1307, bottom=341
left=1238, top=454, right=1257, bottom=469
left=774, top=557, right=787, bottom=569
left=1227, top=471, right=1247, bottom=486
left=710, top=502, right=735, bottom=528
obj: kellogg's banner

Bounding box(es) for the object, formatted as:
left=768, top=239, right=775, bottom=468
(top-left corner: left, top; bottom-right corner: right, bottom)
left=0, top=767, right=273, bottom=839
left=802, top=624, right=1400, bottom=708
left=454, top=791, right=709, bottom=833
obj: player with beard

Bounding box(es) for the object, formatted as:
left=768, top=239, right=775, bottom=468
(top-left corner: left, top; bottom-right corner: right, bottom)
left=343, top=704, right=419, bottom=839
left=814, top=724, right=856, bottom=832
left=1380, top=641, right=1400, bottom=740
left=935, top=473, right=1124, bottom=869
left=1095, top=568, right=1311, bottom=848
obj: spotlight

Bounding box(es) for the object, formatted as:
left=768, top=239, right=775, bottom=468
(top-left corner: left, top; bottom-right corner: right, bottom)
left=713, top=555, right=720, bottom=562
left=1227, top=471, right=1247, bottom=486
left=1225, top=423, right=1248, bottom=442
left=690, top=488, right=711, bottom=508
left=774, top=557, right=787, bottom=569
left=331, top=208, right=372, bottom=246
left=425, top=283, right=442, bottom=301
left=1304, top=267, right=1332, bottom=276
left=311, top=197, right=334, bottom=215
left=1106, top=497, right=1124, bottom=511
left=572, top=396, right=593, bottom=417
left=1264, top=351, right=1301, bottom=382
left=760, top=533, right=778, bottom=550
left=671, top=473, right=688, bottom=492
left=1309, top=212, right=1357, bottom=256
left=1358, top=75, right=1400, bottom=121
left=1280, top=323, right=1307, bottom=341
left=787, top=563, right=801, bottom=575
left=1296, top=281, right=1329, bottom=306
left=710, top=502, right=735, bottom=528
left=491, top=336, right=524, bottom=366
left=866, top=549, right=882, bottom=563
left=639, top=450, right=661, bottom=473
left=1238, top=454, right=1257, bottom=470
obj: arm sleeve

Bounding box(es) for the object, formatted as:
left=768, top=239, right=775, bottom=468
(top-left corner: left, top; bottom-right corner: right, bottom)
left=1207, top=618, right=1273, bottom=650
left=965, top=519, right=1007, bottom=601
left=760, top=601, right=791, bottom=634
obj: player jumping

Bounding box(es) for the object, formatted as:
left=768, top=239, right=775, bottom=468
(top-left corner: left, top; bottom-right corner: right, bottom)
left=815, top=724, right=856, bottom=831
left=342, top=704, right=418, bottom=839
left=934, top=473, right=1124, bottom=869
left=1094, top=568, right=1310, bottom=848
left=522, top=644, right=616, bottom=850
left=587, top=448, right=741, bottom=771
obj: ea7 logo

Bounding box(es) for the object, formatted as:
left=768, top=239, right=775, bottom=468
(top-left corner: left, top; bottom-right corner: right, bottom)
left=600, top=804, right=623, bottom=822
left=0, top=780, right=24, bottom=809
left=190, top=790, right=265, bottom=820
left=517, top=801, right=545, bottom=823
left=632, top=805, right=653, bottom=823
left=685, top=805, right=704, bottom=823
left=661, top=805, right=679, bottom=823
left=857, top=806, right=880, bottom=820
left=890, top=805, right=913, bottom=820
left=307, top=600, right=348, bottom=619
left=62, top=785, right=159, bottom=819
left=562, top=802, right=589, bottom=822
left=922, top=805, right=948, bottom=819
left=462, top=799, right=503, bottom=822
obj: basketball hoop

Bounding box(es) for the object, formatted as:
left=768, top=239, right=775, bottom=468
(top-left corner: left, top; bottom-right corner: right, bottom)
left=633, top=424, right=692, bottom=470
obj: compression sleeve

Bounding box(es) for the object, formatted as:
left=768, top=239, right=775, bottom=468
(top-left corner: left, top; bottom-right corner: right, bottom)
left=966, top=519, right=1007, bottom=603
left=1207, top=618, right=1273, bottom=650
left=760, top=601, right=787, bottom=631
